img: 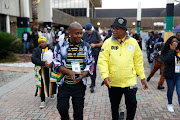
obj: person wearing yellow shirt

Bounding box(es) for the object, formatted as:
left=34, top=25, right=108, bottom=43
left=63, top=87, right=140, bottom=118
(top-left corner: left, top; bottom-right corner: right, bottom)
left=98, top=17, right=148, bottom=120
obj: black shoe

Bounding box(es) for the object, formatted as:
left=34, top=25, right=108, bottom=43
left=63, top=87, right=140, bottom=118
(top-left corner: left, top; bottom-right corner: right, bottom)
left=146, top=76, right=151, bottom=82
left=119, top=112, right=124, bottom=119
left=157, top=84, right=165, bottom=90
left=89, top=85, right=95, bottom=88
left=90, top=86, right=94, bottom=93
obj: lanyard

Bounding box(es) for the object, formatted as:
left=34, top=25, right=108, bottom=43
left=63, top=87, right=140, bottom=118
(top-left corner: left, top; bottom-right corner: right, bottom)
left=86, top=33, right=92, bottom=42
left=69, top=45, right=79, bottom=58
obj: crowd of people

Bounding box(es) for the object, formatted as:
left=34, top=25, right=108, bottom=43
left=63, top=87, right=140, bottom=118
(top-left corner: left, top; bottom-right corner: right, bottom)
left=27, top=16, right=180, bottom=120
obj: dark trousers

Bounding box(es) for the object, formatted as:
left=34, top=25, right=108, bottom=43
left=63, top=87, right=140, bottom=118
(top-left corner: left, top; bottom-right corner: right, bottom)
left=90, top=55, right=98, bottom=87
left=57, top=81, right=86, bottom=120
left=108, top=87, right=137, bottom=120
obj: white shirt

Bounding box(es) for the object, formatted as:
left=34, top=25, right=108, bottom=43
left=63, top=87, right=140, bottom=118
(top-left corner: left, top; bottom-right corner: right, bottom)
left=23, top=33, right=28, bottom=41
left=57, top=33, right=65, bottom=42
left=46, top=32, right=55, bottom=44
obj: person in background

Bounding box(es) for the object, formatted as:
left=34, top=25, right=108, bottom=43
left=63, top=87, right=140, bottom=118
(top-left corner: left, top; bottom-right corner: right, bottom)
left=31, top=26, right=39, bottom=48
left=147, top=31, right=156, bottom=71
left=161, top=36, right=180, bottom=112
left=101, top=30, right=107, bottom=41
left=55, top=29, right=60, bottom=41
left=176, top=32, right=180, bottom=41
left=22, top=28, right=31, bottom=54
left=98, top=17, right=148, bottom=120
left=58, top=29, right=69, bottom=42
left=104, top=29, right=112, bottom=42
left=159, top=33, right=163, bottom=38
left=146, top=42, right=165, bottom=90
left=82, top=23, right=103, bottom=93
left=31, top=36, right=57, bottom=109
left=144, top=32, right=150, bottom=50
left=46, top=27, right=55, bottom=46
left=131, top=29, right=142, bottom=50
left=41, top=28, right=47, bottom=37
left=154, top=32, right=164, bottom=43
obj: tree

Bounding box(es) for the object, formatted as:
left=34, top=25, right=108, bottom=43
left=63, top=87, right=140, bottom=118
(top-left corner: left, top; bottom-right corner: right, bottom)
left=32, top=0, right=39, bottom=27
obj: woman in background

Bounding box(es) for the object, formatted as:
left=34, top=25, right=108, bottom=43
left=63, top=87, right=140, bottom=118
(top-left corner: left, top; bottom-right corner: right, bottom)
left=31, top=36, right=57, bottom=109
left=161, top=36, right=180, bottom=112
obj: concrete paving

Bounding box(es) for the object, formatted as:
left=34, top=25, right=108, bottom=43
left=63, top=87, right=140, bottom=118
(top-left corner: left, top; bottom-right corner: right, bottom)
left=0, top=51, right=180, bottom=120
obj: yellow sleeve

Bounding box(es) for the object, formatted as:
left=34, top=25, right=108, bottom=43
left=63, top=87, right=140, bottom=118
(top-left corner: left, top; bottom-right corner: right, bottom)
left=133, top=41, right=145, bottom=79
left=97, top=40, right=110, bottom=80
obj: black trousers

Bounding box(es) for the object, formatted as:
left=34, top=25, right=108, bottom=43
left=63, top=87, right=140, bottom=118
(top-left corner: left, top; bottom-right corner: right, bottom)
left=57, top=81, right=86, bottom=120
left=108, top=87, right=137, bottom=120
left=90, top=55, right=98, bottom=87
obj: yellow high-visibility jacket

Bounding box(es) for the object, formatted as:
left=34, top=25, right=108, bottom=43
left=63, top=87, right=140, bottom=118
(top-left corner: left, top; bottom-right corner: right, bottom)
left=98, top=34, right=145, bottom=87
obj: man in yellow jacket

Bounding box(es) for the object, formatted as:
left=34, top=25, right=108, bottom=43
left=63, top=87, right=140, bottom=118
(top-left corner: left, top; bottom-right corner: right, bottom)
left=98, top=17, right=148, bottom=120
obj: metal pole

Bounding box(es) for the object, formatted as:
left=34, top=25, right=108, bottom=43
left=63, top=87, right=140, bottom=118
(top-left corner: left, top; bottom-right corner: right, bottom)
left=137, top=1, right=141, bottom=34
left=164, top=0, right=174, bottom=42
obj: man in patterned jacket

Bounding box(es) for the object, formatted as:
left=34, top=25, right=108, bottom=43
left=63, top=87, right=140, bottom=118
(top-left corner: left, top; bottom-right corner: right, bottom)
left=53, top=22, right=94, bottom=120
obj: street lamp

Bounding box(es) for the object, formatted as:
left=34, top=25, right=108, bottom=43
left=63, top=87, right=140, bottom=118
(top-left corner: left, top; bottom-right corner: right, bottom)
left=97, top=22, right=100, bottom=26
left=132, top=22, right=136, bottom=26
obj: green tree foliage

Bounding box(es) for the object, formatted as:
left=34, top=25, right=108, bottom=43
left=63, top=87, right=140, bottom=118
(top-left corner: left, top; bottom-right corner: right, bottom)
left=0, top=32, right=16, bottom=59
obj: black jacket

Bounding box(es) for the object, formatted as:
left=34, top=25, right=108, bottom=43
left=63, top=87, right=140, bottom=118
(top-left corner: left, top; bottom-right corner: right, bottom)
left=22, top=32, right=31, bottom=42
left=31, top=45, right=54, bottom=66
left=163, top=49, right=176, bottom=79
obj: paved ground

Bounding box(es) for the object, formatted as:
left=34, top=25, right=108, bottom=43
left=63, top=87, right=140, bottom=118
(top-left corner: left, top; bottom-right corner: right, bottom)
left=0, top=50, right=180, bottom=120
left=0, top=71, right=26, bottom=87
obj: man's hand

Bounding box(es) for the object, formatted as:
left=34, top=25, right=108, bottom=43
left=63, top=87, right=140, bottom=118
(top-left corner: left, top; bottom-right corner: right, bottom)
left=104, top=77, right=111, bottom=88
left=75, top=71, right=88, bottom=81
left=90, top=43, right=96, bottom=48
left=68, top=71, right=82, bottom=82
left=141, top=79, right=148, bottom=90
left=137, top=40, right=140, bottom=42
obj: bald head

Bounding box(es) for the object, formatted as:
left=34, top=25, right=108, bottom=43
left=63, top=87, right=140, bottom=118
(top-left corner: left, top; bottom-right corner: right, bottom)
left=68, top=22, right=83, bottom=44
left=69, top=22, right=83, bottom=31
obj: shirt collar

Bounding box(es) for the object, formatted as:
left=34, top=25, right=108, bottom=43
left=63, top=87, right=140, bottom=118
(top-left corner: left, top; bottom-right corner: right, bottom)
left=117, top=35, right=126, bottom=43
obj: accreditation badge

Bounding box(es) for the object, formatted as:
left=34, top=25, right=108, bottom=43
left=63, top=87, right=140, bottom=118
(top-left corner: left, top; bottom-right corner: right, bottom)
left=127, top=45, right=134, bottom=51
left=71, top=62, right=81, bottom=73
left=175, top=56, right=180, bottom=73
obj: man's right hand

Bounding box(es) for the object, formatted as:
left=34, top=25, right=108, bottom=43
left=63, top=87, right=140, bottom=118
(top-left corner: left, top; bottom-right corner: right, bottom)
left=104, top=77, right=111, bottom=88
left=68, top=71, right=82, bottom=82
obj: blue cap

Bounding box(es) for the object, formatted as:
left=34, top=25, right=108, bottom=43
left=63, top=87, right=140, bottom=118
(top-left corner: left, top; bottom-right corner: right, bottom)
left=85, top=23, right=92, bottom=30
left=108, top=29, right=112, bottom=34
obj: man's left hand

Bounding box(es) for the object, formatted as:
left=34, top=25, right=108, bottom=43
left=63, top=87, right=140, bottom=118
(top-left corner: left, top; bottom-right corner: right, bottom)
left=75, top=71, right=88, bottom=81
left=90, top=43, right=96, bottom=48
left=141, top=79, right=148, bottom=90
